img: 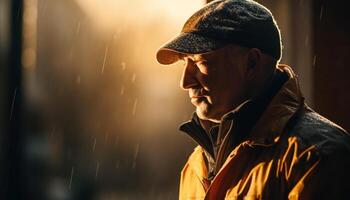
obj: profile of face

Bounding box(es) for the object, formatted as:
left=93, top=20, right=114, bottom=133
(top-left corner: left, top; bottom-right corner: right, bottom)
left=180, top=45, right=251, bottom=123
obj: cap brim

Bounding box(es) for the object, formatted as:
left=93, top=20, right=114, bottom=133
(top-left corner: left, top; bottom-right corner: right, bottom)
left=156, top=32, right=225, bottom=65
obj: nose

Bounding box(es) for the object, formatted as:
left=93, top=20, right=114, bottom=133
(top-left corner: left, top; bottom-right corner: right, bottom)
left=180, top=59, right=200, bottom=90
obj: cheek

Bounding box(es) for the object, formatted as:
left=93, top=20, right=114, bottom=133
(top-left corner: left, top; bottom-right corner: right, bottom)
left=217, top=74, right=245, bottom=101
left=216, top=72, right=237, bottom=91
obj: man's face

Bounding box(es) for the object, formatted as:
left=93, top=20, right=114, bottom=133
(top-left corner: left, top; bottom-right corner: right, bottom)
left=180, top=46, right=249, bottom=122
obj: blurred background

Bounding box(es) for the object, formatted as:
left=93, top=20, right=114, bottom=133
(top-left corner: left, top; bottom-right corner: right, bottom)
left=0, top=0, right=349, bottom=199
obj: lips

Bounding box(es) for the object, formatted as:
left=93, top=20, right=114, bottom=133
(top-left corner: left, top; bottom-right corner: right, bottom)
left=190, top=96, right=206, bottom=105
left=190, top=95, right=204, bottom=98
left=189, top=89, right=206, bottom=99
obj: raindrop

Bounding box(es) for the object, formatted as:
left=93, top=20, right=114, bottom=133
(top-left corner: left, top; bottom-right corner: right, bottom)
left=132, top=99, right=138, bottom=115
left=121, top=62, right=127, bottom=71
left=76, top=22, right=81, bottom=35
left=120, top=85, right=125, bottom=95
left=69, top=166, right=74, bottom=190
left=101, top=46, right=109, bottom=74
left=76, top=75, right=81, bottom=84
left=92, top=138, right=97, bottom=153
left=10, top=88, right=17, bottom=120
left=16, top=4, right=22, bottom=21
left=313, top=55, right=317, bottom=67
left=132, top=144, right=140, bottom=169
left=320, top=5, right=324, bottom=20
left=95, top=161, right=100, bottom=179
left=131, top=73, right=137, bottom=83
left=116, top=160, right=120, bottom=169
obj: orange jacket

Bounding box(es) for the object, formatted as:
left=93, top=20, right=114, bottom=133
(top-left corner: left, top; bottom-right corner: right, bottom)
left=179, top=65, right=350, bottom=200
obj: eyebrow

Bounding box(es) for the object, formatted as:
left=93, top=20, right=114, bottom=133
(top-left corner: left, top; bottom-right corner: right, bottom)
left=187, top=54, right=208, bottom=62
left=193, top=54, right=206, bottom=60
left=179, top=53, right=209, bottom=62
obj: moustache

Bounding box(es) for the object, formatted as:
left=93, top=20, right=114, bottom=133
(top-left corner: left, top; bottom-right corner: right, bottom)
left=189, top=88, right=207, bottom=98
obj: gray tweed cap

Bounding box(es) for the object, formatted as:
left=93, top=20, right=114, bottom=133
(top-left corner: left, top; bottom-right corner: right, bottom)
left=156, top=0, right=282, bottom=65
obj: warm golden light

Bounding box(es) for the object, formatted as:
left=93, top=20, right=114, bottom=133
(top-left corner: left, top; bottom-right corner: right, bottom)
left=22, top=0, right=38, bottom=70
left=74, top=0, right=204, bottom=31
left=20, top=0, right=207, bottom=198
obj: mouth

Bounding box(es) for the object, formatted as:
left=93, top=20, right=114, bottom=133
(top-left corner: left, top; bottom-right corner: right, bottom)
left=190, top=96, right=207, bottom=105
left=190, top=95, right=204, bottom=99
left=189, top=89, right=209, bottom=105
left=189, top=89, right=206, bottom=98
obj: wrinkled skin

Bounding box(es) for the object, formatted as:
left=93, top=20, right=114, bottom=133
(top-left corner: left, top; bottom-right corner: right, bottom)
left=180, top=46, right=250, bottom=123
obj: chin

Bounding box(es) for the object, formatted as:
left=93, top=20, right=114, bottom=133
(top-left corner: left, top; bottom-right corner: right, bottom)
left=196, top=106, right=221, bottom=123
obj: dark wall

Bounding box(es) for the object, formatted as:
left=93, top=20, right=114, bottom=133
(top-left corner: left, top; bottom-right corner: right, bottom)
left=313, top=0, right=350, bottom=132
left=1, top=0, right=24, bottom=199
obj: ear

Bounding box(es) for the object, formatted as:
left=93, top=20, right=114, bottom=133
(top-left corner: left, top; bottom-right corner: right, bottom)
left=245, top=48, right=262, bottom=80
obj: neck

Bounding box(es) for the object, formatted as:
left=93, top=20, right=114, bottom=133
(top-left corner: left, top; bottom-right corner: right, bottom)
left=199, top=117, right=220, bottom=134
left=251, top=69, right=277, bottom=100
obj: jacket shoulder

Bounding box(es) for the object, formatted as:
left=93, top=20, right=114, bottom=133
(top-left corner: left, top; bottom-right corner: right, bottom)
left=288, top=109, right=350, bottom=155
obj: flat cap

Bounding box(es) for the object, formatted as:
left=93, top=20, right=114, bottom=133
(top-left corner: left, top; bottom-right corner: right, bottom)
left=156, top=0, right=282, bottom=65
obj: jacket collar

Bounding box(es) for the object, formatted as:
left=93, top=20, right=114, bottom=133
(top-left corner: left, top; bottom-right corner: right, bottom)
left=179, top=112, right=216, bottom=157
left=246, top=64, right=304, bottom=146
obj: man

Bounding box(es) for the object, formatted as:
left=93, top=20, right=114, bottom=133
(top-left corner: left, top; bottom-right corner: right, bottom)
left=156, top=0, right=350, bottom=199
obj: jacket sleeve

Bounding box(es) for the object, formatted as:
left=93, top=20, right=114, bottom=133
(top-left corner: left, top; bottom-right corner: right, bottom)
left=288, top=148, right=350, bottom=200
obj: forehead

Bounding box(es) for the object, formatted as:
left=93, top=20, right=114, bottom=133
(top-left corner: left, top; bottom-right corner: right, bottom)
left=180, top=46, right=229, bottom=61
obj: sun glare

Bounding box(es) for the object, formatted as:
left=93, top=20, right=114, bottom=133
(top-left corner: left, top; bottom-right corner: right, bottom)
left=74, top=0, right=204, bottom=31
